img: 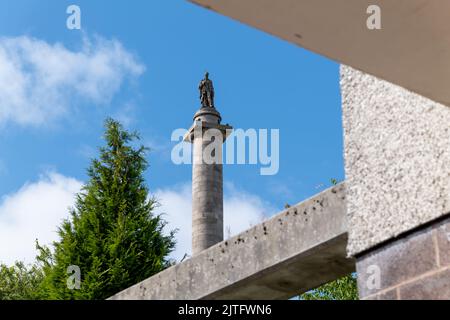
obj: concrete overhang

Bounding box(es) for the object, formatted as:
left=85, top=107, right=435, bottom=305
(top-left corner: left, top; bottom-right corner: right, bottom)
left=190, top=0, right=450, bottom=107
left=110, top=183, right=354, bottom=300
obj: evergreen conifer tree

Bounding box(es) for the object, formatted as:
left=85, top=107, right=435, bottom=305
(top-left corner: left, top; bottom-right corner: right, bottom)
left=37, top=118, right=175, bottom=299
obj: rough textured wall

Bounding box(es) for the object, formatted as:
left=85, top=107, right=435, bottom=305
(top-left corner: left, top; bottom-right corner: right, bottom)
left=341, top=65, right=450, bottom=256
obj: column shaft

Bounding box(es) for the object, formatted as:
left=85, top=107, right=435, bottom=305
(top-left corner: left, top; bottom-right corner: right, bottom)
left=192, top=134, right=223, bottom=255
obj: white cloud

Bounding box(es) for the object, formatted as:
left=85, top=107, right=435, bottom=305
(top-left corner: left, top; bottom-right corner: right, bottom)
left=0, top=172, right=82, bottom=265
left=154, top=182, right=276, bottom=262
left=0, top=174, right=275, bottom=266
left=0, top=35, right=145, bottom=127
left=154, top=184, right=192, bottom=262
left=223, top=182, right=276, bottom=235
left=113, top=102, right=136, bottom=127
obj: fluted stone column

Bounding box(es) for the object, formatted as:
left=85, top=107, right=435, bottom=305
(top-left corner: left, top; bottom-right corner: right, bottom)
left=184, top=107, right=232, bottom=255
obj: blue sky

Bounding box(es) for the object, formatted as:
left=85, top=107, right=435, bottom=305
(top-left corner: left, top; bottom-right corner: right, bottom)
left=0, top=0, right=343, bottom=263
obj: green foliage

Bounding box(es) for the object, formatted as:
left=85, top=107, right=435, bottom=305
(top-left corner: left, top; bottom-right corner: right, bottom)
left=0, top=261, right=44, bottom=300
left=36, top=118, right=176, bottom=299
left=300, top=274, right=358, bottom=300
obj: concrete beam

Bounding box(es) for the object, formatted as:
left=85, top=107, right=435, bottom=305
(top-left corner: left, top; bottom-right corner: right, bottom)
left=189, top=0, right=450, bottom=107
left=109, top=183, right=354, bottom=300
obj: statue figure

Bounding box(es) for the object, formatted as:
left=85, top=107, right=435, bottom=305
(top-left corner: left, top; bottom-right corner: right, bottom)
left=198, top=72, right=215, bottom=108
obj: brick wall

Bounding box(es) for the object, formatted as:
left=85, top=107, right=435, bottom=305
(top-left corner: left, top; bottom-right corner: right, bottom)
left=356, top=215, right=450, bottom=300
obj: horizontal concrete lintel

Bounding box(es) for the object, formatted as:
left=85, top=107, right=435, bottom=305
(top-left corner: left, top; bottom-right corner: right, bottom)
left=109, top=183, right=354, bottom=300
left=189, top=0, right=450, bottom=107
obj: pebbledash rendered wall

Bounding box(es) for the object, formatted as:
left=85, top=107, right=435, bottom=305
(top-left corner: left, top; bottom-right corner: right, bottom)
left=341, top=65, right=450, bottom=299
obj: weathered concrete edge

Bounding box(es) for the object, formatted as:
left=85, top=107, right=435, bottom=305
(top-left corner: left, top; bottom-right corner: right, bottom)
left=202, top=233, right=353, bottom=300
left=109, top=182, right=352, bottom=300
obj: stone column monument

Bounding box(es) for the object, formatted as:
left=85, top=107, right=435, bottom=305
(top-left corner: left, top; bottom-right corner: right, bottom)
left=184, top=72, right=232, bottom=255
